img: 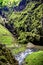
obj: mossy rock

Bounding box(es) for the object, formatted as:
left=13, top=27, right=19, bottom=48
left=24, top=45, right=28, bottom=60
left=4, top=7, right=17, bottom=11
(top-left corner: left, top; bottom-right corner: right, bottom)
left=0, top=44, right=18, bottom=65
left=0, top=24, right=14, bottom=46
left=25, top=51, right=43, bottom=65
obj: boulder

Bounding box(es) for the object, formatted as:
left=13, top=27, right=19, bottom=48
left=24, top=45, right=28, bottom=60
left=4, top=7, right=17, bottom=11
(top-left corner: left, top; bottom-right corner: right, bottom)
left=26, top=42, right=35, bottom=48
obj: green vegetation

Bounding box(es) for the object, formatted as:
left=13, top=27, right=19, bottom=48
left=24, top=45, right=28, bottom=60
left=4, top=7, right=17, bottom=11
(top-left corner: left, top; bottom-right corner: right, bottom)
left=25, top=51, right=43, bottom=65
left=11, top=46, right=26, bottom=54
left=0, top=44, right=18, bottom=65
left=0, top=1, right=43, bottom=44
left=8, top=1, right=42, bottom=44
left=0, top=24, right=14, bottom=46
left=0, top=0, right=43, bottom=65
left=0, top=0, right=21, bottom=7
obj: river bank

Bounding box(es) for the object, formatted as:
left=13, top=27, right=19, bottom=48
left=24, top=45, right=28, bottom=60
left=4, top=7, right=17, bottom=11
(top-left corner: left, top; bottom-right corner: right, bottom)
left=10, top=42, right=43, bottom=55
left=13, top=42, right=43, bottom=65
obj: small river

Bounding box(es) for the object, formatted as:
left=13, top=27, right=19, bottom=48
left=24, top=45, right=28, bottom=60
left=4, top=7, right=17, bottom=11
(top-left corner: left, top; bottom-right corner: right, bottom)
left=15, top=48, right=38, bottom=65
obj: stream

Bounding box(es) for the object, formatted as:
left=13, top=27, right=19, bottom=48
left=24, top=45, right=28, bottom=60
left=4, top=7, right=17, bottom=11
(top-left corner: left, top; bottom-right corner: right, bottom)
left=15, top=48, right=38, bottom=65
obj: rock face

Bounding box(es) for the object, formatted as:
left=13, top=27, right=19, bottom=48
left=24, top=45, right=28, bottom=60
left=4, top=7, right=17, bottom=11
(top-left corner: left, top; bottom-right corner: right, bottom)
left=0, top=44, right=18, bottom=65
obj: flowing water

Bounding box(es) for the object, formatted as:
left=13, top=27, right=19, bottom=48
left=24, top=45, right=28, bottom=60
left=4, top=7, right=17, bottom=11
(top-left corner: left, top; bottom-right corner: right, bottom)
left=15, top=48, right=38, bottom=65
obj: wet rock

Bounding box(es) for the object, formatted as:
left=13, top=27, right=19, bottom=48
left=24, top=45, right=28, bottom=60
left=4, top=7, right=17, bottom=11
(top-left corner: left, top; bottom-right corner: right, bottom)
left=26, top=42, right=35, bottom=48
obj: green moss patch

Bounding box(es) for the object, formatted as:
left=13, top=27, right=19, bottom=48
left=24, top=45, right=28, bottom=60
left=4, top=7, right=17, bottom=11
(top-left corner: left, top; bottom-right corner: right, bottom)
left=0, top=24, right=14, bottom=46
left=25, top=51, right=43, bottom=65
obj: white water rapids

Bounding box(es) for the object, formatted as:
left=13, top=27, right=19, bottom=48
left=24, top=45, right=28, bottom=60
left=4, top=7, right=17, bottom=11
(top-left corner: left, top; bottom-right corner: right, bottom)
left=15, top=48, right=38, bottom=65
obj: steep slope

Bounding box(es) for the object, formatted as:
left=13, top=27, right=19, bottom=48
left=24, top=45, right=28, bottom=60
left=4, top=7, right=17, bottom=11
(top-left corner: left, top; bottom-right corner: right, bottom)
left=0, top=44, right=18, bottom=65
left=0, top=24, right=15, bottom=47
left=0, top=1, right=43, bottom=44
left=8, top=1, right=43, bottom=44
